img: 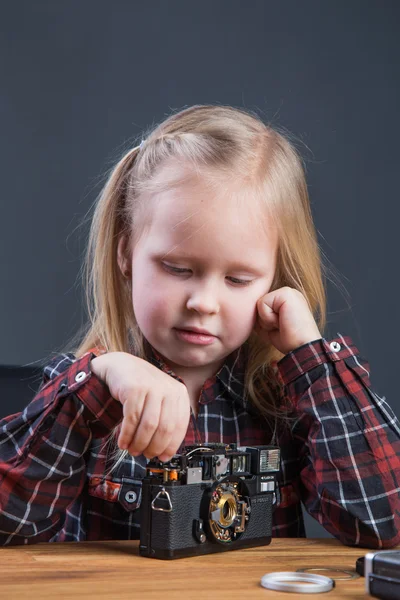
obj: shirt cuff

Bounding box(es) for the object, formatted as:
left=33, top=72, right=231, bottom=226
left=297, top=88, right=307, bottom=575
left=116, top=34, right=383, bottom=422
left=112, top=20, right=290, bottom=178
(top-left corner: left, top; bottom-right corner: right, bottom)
left=58, top=352, right=123, bottom=430
left=276, top=334, right=360, bottom=386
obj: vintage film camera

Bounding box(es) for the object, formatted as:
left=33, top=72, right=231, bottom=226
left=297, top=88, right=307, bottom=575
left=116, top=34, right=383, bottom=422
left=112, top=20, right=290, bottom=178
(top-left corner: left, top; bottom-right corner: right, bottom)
left=139, top=442, right=281, bottom=560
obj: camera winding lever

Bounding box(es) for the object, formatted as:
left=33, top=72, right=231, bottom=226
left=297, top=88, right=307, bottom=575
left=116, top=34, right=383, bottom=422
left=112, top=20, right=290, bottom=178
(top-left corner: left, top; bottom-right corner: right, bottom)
left=151, top=487, right=173, bottom=512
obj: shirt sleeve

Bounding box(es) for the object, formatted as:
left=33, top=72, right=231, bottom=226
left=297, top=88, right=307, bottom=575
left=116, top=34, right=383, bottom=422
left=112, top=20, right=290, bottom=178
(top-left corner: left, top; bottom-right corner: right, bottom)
left=276, top=333, right=400, bottom=549
left=0, top=352, right=122, bottom=545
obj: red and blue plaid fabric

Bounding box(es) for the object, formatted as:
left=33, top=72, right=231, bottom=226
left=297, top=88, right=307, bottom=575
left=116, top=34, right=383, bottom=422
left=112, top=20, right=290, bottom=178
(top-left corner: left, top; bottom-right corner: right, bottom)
left=0, top=333, right=399, bottom=548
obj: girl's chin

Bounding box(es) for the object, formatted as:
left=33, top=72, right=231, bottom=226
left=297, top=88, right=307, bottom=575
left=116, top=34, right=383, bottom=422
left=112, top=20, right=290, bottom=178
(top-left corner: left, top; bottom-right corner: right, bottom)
left=161, top=347, right=224, bottom=369
left=165, top=353, right=216, bottom=368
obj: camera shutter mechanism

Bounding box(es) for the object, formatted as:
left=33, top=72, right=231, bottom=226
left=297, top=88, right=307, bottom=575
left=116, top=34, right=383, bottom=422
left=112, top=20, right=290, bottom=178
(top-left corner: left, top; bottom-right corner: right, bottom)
left=207, top=478, right=250, bottom=543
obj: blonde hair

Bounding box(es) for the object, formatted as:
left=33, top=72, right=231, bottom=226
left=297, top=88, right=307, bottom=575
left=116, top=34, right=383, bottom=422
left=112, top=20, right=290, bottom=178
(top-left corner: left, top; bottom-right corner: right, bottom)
left=70, top=104, right=342, bottom=474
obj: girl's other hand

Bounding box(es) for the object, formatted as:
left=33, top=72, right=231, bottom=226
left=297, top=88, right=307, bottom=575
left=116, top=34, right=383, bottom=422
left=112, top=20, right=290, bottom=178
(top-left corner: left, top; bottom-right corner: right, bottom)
left=254, top=286, right=322, bottom=355
left=91, top=352, right=190, bottom=462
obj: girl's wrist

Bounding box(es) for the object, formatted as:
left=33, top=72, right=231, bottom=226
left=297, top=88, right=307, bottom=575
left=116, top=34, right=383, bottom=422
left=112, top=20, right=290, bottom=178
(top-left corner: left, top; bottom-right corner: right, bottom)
left=286, top=331, right=322, bottom=354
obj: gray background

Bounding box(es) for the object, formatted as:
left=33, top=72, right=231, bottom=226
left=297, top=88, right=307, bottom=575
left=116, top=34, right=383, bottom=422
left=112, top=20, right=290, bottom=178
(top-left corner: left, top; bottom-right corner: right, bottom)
left=1, top=1, right=399, bottom=537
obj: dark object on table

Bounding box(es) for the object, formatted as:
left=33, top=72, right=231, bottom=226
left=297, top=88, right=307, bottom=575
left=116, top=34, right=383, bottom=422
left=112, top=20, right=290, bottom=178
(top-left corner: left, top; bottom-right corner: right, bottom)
left=356, top=555, right=365, bottom=576
left=357, top=550, right=400, bottom=599
left=139, top=442, right=280, bottom=560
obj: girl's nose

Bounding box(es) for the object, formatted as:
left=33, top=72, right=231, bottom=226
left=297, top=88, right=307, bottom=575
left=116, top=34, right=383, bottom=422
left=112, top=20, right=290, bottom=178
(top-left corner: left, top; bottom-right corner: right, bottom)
left=186, top=281, right=220, bottom=315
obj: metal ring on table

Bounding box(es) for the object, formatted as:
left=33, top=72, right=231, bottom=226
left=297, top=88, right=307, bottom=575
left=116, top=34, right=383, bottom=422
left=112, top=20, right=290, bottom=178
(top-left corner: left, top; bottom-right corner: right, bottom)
left=296, top=567, right=360, bottom=580
left=260, top=572, right=335, bottom=593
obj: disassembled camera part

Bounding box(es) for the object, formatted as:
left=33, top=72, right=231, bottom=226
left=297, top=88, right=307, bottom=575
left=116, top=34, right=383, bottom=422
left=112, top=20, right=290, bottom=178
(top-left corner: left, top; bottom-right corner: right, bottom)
left=296, top=567, right=360, bottom=580
left=209, top=480, right=248, bottom=542
left=139, top=443, right=281, bottom=559
left=261, top=572, right=335, bottom=594
left=151, top=488, right=172, bottom=513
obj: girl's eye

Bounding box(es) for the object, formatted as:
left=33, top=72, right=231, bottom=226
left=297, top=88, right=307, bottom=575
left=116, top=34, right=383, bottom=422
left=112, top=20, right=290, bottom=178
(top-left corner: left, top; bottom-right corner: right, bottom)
left=227, top=277, right=252, bottom=286
left=162, top=263, right=190, bottom=274
left=162, top=263, right=252, bottom=286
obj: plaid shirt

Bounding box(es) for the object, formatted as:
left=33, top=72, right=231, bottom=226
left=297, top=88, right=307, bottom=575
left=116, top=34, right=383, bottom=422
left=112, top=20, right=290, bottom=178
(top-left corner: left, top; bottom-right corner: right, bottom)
left=0, top=333, right=399, bottom=548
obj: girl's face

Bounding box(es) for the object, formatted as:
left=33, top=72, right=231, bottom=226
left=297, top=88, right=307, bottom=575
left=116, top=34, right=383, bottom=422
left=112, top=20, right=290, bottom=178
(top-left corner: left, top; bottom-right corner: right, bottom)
left=121, top=169, right=278, bottom=384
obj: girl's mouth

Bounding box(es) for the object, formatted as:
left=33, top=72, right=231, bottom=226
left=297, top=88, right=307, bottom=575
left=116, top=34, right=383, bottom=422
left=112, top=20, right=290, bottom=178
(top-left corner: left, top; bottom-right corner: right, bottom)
left=174, top=328, right=216, bottom=345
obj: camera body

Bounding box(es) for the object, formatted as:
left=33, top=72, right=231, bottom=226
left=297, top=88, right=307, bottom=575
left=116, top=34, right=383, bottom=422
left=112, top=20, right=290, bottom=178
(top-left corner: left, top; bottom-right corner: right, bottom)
left=364, top=550, right=400, bottom=599
left=139, top=442, right=280, bottom=560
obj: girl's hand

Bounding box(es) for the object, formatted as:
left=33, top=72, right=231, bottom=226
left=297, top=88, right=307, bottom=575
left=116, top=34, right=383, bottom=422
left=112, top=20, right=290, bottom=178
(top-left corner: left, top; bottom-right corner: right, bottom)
left=91, top=352, right=190, bottom=462
left=254, top=286, right=322, bottom=355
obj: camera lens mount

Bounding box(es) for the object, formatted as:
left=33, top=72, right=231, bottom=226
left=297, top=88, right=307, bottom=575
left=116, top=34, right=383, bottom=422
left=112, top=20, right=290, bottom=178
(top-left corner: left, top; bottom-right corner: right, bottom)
left=206, top=476, right=250, bottom=544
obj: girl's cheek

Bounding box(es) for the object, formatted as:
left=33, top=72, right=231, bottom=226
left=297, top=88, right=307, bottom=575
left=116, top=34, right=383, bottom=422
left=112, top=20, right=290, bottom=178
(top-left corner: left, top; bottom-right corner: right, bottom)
left=230, top=296, right=258, bottom=333
left=146, top=293, right=174, bottom=324
left=134, top=300, right=165, bottom=336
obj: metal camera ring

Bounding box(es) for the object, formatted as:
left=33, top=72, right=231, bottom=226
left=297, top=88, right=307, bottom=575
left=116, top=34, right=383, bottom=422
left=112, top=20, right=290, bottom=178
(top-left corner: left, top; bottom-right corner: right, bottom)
left=207, top=475, right=250, bottom=544
left=296, top=567, right=360, bottom=580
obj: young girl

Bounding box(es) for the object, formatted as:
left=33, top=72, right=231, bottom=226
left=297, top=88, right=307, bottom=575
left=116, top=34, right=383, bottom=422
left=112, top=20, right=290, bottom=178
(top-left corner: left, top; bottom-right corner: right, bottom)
left=1, top=104, right=399, bottom=549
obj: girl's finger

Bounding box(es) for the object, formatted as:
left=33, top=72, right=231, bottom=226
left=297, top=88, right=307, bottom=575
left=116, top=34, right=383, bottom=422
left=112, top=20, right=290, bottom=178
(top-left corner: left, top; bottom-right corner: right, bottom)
left=257, top=305, right=279, bottom=330
left=142, top=397, right=176, bottom=459
left=118, top=393, right=145, bottom=450
left=158, top=395, right=190, bottom=461
left=126, top=392, right=162, bottom=456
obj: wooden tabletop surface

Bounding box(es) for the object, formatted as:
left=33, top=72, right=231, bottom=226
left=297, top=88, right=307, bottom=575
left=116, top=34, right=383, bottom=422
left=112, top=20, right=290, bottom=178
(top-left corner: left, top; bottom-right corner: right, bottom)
left=1, top=537, right=397, bottom=599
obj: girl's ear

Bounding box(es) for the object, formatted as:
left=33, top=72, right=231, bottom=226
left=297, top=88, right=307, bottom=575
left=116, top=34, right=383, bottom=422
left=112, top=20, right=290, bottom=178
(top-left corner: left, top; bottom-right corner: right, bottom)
left=117, top=235, right=131, bottom=278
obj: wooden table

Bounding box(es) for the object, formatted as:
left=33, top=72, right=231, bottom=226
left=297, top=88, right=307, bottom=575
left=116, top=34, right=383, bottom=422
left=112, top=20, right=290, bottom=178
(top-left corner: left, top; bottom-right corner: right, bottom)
left=1, top=538, right=397, bottom=599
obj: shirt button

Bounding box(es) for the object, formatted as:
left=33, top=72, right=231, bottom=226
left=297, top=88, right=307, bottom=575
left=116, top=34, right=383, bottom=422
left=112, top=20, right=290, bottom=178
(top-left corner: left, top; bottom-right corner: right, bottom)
left=75, top=371, right=87, bottom=383
left=125, top=490, right=137, bottom=503
left=330, top=341, right=341, bottom=353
